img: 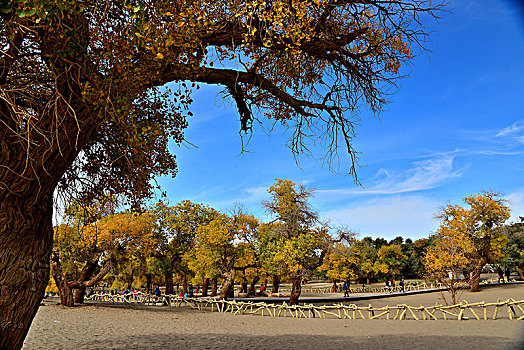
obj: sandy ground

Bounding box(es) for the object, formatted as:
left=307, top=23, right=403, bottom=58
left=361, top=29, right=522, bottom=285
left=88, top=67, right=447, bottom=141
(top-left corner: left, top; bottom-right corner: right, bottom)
left=23, top=284, right=524, bottom=350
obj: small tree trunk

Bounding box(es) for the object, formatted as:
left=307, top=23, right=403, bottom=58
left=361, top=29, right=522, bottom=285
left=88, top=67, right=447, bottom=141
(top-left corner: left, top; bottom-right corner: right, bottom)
left=289, top=276, right=302, bottom=305
left=470, top=258, right=486, bottom=292
left=518, top=269, right=524, bottom=281
left=332, top=279, right=337, bottom=292
left=165, top=273, right=174, bottom=295
left=220, top=270, right=236, bottom=299
left=182, top=274, right=188, bottom=294
left=201, top=278, right=209, bottom=297
left=73, top=260, right=97, bottom=304
left=55, top=277, right=74, bottom=307
left=127, top=272, right=133, bottom=290
left=145, top=274, right=152, bottom=294
left=50, top=252, right=75, bottom=307
left=271, top=275, right=280, bottom=293
left=211, top=277, right=218, bottom=297
left=247, top=275, right=260, bottom=296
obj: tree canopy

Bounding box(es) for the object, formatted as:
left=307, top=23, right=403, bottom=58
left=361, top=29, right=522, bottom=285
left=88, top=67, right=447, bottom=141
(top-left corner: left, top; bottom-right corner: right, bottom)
left=0, top=0, right=444, bottom=205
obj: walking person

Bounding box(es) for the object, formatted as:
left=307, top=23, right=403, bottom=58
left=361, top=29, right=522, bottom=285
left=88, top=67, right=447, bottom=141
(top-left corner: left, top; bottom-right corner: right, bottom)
left=505, top=267, right=511, bottom=283
left=497, top=266, right=504, bottom=283
left=399, top=277, right=405, bottom=293
left=343, top=281, right=349, bottom=297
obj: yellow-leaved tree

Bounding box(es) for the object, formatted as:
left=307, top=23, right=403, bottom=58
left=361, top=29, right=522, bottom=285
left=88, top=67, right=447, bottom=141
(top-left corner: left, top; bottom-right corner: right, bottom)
left=52, top=202, right=156, bottom=306
left=376, top=244, right=408, bottom=285
left=320, top=239, right=359, bottom=290
left=187, top=209, right=259, bottom=299
left=262, top=179, right=330, bottom=305
left=424, top=229, right=473, bottom=305
left=150, top=200, right=218, bottom=295
left=426, top=191, right=510, bottom=294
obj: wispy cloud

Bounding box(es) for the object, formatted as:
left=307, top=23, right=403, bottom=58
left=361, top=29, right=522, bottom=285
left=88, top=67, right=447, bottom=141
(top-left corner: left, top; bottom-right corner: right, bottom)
left=496, top=121, right=524, bottom=137
left=321, top=196, right=440, bottom=239
left=318, top=156, right=465, bottom=195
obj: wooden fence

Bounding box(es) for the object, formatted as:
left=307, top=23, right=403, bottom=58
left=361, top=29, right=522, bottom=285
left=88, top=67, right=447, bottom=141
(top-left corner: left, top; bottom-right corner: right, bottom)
left=85, top=292, right=524, bottom=320
left=300, top=278, right=518, bottom=294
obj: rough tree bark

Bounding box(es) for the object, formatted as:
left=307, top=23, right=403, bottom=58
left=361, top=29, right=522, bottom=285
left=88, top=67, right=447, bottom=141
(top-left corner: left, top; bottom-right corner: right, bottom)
left=0, top=196, right=55, bottom=348
left=289, top=276, right=302, bottom=305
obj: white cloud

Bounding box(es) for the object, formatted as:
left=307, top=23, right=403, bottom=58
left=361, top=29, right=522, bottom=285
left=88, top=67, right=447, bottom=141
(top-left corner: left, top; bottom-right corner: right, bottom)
left=318, top=156, right=465, bottom=195
left=496, top=121, right=524, bottom=137
left=321, top=196, right=440, bottom=239
left=507, top=189, right=524, bottom=223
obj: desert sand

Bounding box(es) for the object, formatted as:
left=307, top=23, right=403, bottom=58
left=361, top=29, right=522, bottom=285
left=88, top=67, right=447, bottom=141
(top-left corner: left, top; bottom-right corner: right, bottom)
left=23, top=284, right=524, bottom=349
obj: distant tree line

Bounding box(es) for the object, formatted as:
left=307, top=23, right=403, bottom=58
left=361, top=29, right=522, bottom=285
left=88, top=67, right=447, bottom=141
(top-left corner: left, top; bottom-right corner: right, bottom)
left=50, top=182, right=524, bottom=307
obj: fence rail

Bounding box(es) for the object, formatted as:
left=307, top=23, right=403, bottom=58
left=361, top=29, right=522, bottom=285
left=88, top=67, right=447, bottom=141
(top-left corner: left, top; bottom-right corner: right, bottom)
left=84, top=292, right=524, bottom=321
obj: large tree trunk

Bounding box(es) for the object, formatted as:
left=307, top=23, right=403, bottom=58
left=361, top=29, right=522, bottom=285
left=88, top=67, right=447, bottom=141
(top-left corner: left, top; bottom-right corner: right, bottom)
left=201, top=278, right=209, bottom=297
left=470, top=258, right=487, bottom=292
left=271, top=275, right=280, bottom=293
left=220, top=270, right=236, bottom=299
left=0, top=196, right=54, bottom=348
left=1, top=14, right=106, bottom=349
left=247, top=275, right=260, bottom=296
left=289, top=276, right=302, bottom=305
left=165, top=273, right=174, bottom=295
left=210, top=276, right=218, bottom=297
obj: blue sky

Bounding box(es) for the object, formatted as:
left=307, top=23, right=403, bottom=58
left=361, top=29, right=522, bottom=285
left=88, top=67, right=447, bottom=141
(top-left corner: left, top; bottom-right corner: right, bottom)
left=157, top=0, right=524, bottom=240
